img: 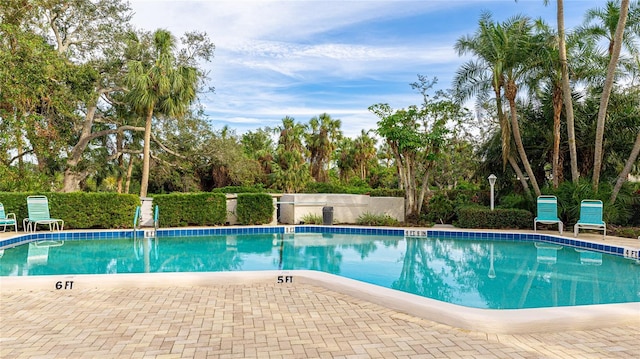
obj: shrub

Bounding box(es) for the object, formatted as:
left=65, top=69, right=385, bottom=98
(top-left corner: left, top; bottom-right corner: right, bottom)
left=153, top=193, right=226, bottom=227
left=356, top=212, right=399, bottom=226
left=211, top=185, right=266, bottom=193
left=421, top=188, right=482, bottom=225
left=0, top=192, right=138, bottom=229
left=553, top=179, right=638, bottom=226
left=424, top=192, right=455, bottom=224
left=369, top=188, right=405, bottom=197
left=609, top=225, right=640, bottom=239
left=301, top=213, right=323, bottom=224
left=456, top=206, right=533, bottom=229
left=498, top=193, right=533, bottom=212
left=236, top=193, right=273, bottom=225
left=303, top=182, right=370, bottom=194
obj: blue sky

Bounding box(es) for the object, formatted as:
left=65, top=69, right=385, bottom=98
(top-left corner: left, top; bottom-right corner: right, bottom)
left=129, top=0, right=603, bottom=138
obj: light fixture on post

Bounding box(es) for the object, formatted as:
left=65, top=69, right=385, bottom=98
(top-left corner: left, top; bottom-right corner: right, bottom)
left=488, top=174, right=497, bottom=211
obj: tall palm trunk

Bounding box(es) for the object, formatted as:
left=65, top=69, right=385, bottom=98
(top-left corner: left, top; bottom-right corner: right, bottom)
left=494, top=83, right=511, bottom=171
left=593, top=0, right=630, bottom=191
left=140, top=106, right=153, bottom=197
left=509, top=155, right=532, bottom=199
left=557, top=0, right=580, bottom=183
left=494, top=78, right=532, bottom=197
left=552, top=86, right=563, bottom=188
left=505, top=81, right=541, bottom=197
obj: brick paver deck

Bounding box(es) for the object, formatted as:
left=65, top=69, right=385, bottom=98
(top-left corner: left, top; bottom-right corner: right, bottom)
left=2, top=283, right=639, bottom=358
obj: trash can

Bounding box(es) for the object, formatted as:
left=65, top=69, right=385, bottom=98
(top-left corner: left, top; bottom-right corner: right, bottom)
left=322, top=206, right=333, bottom=225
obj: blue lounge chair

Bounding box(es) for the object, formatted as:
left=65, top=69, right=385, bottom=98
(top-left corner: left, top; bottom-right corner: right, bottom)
left=534, top=195, right=563, bottom=234
left=574, top=199, right=606, bottom=238
left=0, top=203, right=18, bottom=232
left=23, top=196, right=64, bottom=232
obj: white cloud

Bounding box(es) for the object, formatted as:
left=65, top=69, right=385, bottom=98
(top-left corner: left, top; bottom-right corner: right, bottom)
left=129, top=0, right=602, bottom=138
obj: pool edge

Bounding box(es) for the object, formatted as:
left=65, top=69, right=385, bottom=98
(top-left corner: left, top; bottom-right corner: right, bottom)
left=1, top=270, right=638, bottom=334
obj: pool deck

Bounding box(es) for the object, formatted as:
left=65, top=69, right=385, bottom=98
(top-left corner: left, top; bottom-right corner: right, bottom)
left=1, top=227, right=639, bottom=358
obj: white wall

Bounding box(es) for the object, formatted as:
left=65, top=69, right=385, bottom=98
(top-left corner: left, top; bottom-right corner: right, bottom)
left=279, top=194, right=404, bottom=224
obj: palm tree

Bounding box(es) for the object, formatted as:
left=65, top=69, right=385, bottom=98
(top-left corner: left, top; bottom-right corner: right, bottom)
left=454, top=12, right=541, bottom=197
left=272, top=116, right=310, bottom=192
left=125, top=29, right=198, bottom=197
left=454, top=12, right=510, bottom=171
left=556, top=0, right=581, bottom=183
left=305, top=113, right=342, bottom=183
left=592, top=0, right=631, bottom=191
left=527, top=19, right=582, bottom=188
left=502, top=16, right=543, bottom=197
left=353, top=130, right=377, bottom=180
left=578, top=0, right=640, bottom=58
left=335, top=137, right=356, bottom=183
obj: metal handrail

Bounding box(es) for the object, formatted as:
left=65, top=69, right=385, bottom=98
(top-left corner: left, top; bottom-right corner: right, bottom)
left=153, top=205, right=159, bottom=230
left=133, top=206, right=141, bottom=240
left=133, top=206, right=141, bottom=229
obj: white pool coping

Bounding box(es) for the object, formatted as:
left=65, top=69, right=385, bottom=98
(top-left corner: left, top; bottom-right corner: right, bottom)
left=2, top=270, right=638, bottom=334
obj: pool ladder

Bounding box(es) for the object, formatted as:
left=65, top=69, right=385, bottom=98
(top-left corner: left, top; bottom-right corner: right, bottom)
left=133, top=205, right=159, bottom=240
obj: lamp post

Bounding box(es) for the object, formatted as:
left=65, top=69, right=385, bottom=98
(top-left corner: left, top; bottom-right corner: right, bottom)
left=488, top=174, right=497, bottom=210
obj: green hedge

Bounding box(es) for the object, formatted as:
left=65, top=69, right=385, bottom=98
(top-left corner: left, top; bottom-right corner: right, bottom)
left=456, top=206, right=533, bottom=229
left=368, top=188, right=405, bottom=197
left=0, top=192, right=138, bottom=230
left=153, top=193, right=226, bottom=227
left=301, top=182, right=404, bottom=197
left=211, top=186, right=267, bottom=193
left=236, top=193, right=273, bottom=225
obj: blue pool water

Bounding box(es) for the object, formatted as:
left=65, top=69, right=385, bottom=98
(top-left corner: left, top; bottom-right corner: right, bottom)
left=1, top=232, right=638, bottom=309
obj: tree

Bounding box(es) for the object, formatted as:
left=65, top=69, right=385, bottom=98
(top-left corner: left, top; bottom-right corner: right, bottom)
left=557, top=0, right=581, bottom=183
left=609, top=86, right=640, bottom=203
left=501, top=16, right=543, bottom=197
left=578, top=0, right=640, bottom=58
left=352, top=130, right=377, bottom=181
left=592, top=0, right=631, bottom=191
left=305, top=113, right=342, bottom=183
left=25, top=0, right=137, bottom=192
left=526, top=0, right=580, bottom=183
left=369, top=76, right=458, bottom=219
left=242, top=127, right=275, bottom=182
left=125, top=29, right=199, bottom=197
left=335, top=137, right=356, bottom=183
left=271, top=117, right=311, bottom=192
left=529, top=20, right=564, bottom=188
left=454, top=12, right=542, bottom=197
left=334, top=130, right=377, bottom=183
left=0, top=12, right=97, bottom=190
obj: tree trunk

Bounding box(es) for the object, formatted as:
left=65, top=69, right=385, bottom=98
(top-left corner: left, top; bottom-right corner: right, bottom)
left=140, top=107, right=154, bottom=197
left=417, top=166, right=432, bottom=216
left=125, top=154, right=134, bottom=194
left=494, top=84, right=511, bottom=170
left=610, top=131, right=640, bottom=204
left=508, top=155, right=533, bottom=200
left=62, top=168, right=89, bottom=192
left=116, top=131, right=124, bottom=193
left=592, top=0, right=630, bottom=191
left=557, top=0, right=579, bottom=183
left=506, top=81, right=541, bottom=197
left=552, top=85, right=563, bottom=188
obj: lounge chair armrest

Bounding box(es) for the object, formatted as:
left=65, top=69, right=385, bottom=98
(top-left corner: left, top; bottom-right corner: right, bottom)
left=7, top=212, right=16, bottom=220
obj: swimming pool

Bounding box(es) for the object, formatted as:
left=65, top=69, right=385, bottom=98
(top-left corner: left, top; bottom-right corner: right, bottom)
left=1, top=227, right=638, bottom=310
